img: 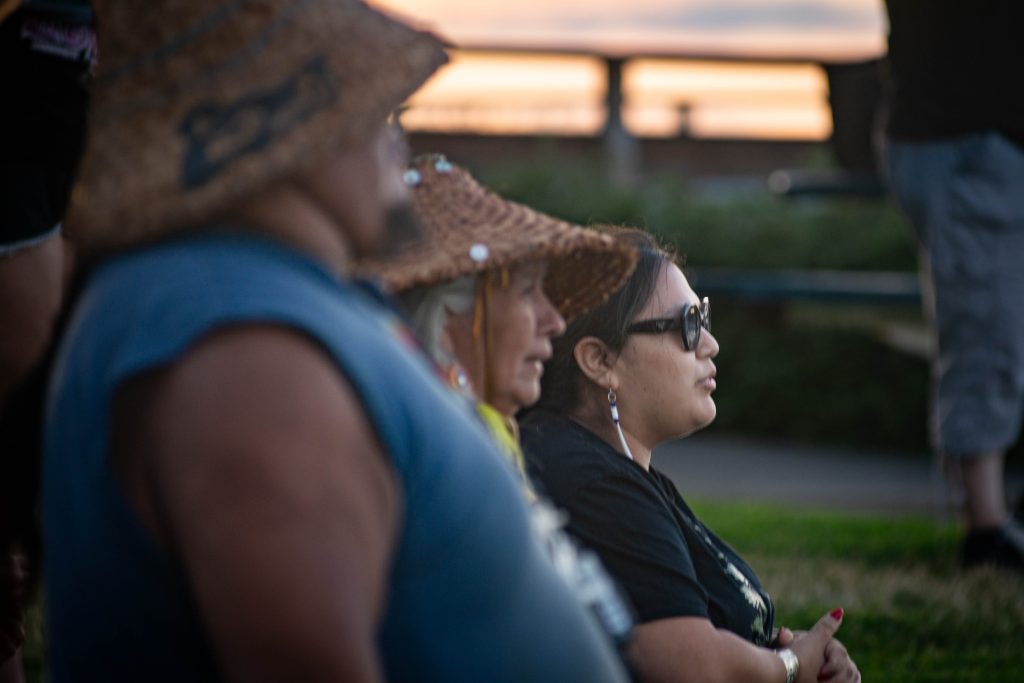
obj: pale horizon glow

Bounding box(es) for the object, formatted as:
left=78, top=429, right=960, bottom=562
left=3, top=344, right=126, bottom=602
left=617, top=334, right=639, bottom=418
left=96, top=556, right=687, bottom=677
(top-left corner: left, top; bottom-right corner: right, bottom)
left=403, top=52, right=607, bottom=136
left=625, top=59, right=831, bottom=139
left=375, top=1, right=885, bottom=140
left=373, top=0, right=886, bottom=60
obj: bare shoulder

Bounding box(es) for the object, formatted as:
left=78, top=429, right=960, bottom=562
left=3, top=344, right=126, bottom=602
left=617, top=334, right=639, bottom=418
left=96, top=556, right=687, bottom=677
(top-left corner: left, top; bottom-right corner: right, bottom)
left=142, top=321, right=401, bottom=544
left=159, top=323, right=385, bottom=462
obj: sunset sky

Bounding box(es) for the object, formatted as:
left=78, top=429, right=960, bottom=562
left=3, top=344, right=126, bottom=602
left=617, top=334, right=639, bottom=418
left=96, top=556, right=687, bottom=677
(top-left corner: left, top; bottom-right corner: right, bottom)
left=370, top=0, right=888, bottom=140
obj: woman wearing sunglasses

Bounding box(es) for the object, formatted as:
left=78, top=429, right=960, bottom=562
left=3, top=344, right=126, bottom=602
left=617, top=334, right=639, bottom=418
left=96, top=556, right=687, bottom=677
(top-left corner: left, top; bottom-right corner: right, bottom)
left=521, top=228, right=860, bottom=683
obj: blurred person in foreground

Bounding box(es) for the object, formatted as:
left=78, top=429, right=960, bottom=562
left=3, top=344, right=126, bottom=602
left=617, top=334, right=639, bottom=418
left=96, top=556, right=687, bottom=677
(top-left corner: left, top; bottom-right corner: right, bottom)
left=43, top=1, right=629, bottom=681
left=0, top=0, right=95, bottom=679
left=522, top=229, right=860, bottom=683
left=885, top=0, right=1024, bottom=571
left=361, top=154, right=637, bottom=650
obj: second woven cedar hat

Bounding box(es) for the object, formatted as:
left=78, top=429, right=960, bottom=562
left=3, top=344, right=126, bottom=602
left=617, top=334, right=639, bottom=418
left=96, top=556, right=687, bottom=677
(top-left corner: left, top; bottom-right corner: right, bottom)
left=365, top=155, right=638, bottom=320
left=66, top=0, right=447, bottom=252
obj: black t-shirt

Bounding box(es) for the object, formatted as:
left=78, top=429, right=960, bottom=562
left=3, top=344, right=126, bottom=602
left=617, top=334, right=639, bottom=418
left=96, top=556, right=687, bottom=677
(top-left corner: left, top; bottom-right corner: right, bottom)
left=885, top=0, right=1024, bottom=147
left=521, top=409, right=774, bottom=646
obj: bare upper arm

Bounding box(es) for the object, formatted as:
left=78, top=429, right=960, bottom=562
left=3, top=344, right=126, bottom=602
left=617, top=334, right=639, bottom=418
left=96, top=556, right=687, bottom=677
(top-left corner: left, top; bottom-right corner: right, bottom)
left=0, top=236, right=66, bottom=408
left=112, top=324, right=399, bottom=682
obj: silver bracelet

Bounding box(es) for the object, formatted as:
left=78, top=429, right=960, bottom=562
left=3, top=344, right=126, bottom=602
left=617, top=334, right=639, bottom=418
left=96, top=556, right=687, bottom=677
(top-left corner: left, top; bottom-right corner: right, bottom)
left=775, top=648, right=800, bottom=683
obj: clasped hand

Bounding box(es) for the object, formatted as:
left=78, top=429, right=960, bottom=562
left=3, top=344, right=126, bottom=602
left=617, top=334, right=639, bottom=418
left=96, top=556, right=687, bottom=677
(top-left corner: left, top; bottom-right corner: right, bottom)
left=773, top=608, right=860, bottom=683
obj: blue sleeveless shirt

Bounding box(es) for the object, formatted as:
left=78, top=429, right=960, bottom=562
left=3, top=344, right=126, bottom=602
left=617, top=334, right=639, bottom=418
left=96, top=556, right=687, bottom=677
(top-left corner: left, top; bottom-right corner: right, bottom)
left=43, top=234, right=626, bottom=682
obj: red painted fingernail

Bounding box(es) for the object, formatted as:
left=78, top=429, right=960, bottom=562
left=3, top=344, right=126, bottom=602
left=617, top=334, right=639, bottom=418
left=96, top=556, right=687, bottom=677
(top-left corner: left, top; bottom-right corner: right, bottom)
left=830, top=607, right=844, bottom=621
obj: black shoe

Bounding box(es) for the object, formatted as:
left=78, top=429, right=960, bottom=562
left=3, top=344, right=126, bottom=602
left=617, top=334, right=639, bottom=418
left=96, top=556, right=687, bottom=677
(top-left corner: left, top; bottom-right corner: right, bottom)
left=960, top=521, right=1024, bottom=571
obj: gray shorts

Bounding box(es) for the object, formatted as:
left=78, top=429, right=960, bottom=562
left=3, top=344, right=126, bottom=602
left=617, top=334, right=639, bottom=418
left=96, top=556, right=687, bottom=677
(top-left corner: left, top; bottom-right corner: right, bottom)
left=888, top=132, right=1024, bottom=457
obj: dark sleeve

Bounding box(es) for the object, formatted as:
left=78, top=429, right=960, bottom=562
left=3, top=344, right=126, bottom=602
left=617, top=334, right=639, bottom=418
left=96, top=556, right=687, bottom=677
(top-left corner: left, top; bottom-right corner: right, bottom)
left=0, top=4, right=93, bottom=246
left=563, top=472, right=710, bottom=624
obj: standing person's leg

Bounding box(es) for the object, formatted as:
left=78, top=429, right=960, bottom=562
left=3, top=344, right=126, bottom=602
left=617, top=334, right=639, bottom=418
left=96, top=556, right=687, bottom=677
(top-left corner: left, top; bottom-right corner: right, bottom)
left=945, top=132, right=1024, bottom=569
left=957, top=451, right=1024, bottom=569
left=888, top=132, right=1024, bottom=569
left=960, top=451, right=1009, bottom=529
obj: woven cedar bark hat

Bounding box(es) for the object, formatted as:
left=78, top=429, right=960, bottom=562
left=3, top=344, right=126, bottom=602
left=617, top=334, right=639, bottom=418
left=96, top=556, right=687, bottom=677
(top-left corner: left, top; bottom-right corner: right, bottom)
left=365, top=155, right=638, bottom=319
left=66, top=0, right=446, bottom=252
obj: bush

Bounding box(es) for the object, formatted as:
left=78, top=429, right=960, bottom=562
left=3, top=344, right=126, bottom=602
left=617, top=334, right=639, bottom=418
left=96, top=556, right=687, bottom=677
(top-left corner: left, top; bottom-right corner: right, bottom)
left=708, top=302, right=929, bottom=450
left=480, top=157, right=919, bottom=272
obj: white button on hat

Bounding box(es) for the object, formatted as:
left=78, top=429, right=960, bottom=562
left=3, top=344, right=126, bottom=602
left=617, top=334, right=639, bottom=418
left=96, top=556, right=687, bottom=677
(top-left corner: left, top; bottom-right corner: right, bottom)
left=469, top=243, right=490, bottom=262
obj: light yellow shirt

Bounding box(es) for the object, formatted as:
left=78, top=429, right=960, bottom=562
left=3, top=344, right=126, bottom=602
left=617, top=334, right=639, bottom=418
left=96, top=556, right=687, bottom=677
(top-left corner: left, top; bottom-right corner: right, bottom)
left=475, top=402, right=536, bottom=502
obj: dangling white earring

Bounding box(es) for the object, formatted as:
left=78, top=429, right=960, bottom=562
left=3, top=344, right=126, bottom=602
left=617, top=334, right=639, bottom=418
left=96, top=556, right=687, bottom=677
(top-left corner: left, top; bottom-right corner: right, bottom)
left=607, top=389, right=634, bottom=461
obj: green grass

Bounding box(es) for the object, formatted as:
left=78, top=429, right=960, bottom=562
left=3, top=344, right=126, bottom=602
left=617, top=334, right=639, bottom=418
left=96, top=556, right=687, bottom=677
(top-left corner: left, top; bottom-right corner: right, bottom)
left=692, top=499, right=1024, bottom=682
left=21, top=598, right=44, bottom=683
left=14, top=505, right=1015, bottom=679
left=17, top=503, right=1023, bottom=681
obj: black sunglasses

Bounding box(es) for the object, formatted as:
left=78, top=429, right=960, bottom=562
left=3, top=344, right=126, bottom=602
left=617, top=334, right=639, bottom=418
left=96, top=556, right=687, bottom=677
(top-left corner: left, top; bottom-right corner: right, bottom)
left=626, top=297, right=710, bottom=351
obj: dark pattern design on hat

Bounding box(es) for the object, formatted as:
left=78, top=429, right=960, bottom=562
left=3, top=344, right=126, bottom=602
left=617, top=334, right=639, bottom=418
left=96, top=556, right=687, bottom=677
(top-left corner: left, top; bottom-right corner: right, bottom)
left=181, top=56, right=336, bottom=188
left=66, top=0, right=447, bottom=251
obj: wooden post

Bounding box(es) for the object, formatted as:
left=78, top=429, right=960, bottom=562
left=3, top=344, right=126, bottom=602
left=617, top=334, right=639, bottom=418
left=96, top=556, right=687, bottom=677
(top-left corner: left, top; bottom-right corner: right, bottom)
left=602, top=56, right=640, bottom=185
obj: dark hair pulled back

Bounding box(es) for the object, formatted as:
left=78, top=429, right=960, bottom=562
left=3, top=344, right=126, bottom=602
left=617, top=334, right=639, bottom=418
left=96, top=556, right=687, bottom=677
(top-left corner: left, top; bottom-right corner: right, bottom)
left=536, top=227, right=676, bottom=413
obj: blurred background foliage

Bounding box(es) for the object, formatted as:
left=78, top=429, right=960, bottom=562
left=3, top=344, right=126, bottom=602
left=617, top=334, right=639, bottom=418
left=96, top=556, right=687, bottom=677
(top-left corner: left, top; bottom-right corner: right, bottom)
left=481, top=157, right=917, bottom=272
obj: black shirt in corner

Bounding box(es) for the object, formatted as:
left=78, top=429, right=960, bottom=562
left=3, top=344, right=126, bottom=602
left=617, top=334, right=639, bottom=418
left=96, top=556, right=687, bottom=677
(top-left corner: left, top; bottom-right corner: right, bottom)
left=885, top=0, right=1024, bottom=147
left=521, top=409, right=774, bottom=646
